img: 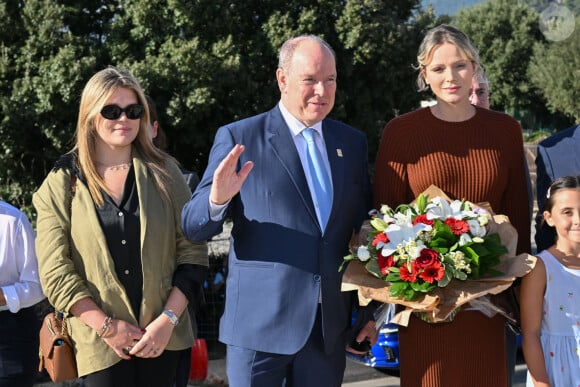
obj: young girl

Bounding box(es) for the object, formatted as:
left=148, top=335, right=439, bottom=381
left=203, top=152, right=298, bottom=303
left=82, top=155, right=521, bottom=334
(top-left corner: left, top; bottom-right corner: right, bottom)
left=521, top=175, right=580, bottom=386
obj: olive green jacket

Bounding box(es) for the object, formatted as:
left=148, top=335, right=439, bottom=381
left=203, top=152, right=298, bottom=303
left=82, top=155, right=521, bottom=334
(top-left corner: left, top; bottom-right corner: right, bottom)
left=33, top=155, right=208, bottom=376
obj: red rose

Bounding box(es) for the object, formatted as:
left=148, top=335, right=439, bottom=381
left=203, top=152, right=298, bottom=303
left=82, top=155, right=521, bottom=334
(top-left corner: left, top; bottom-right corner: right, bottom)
left=418, top=261, right=445, bottom=284
left=377, top=253, right=395, bottom=276
left=412, top=214, right=434, bottom=226
left=445, top=218, right=470, bottom=235
left=372, top=232, right=389, bottom=247
left=415, top=248, right=440, bottom=269
left=399, top=263, right=418, bottom=282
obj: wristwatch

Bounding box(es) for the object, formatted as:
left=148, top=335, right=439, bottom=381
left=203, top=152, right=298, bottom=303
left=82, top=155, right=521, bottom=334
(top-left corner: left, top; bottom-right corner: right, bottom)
left=162, top=309, right=179, bottom=326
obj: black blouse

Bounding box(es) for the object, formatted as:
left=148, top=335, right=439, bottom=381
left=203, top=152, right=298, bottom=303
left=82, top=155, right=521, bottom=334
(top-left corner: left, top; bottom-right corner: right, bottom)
left=91, top=166, right=205, bottom=318
left=95, top=168, right=143, bottom=317
left=53, top=153, right=206, bottom=318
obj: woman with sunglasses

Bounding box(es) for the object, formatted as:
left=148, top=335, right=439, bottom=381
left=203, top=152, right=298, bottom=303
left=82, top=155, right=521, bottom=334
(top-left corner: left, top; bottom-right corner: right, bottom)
left=33, top=66, right=208, bottom=387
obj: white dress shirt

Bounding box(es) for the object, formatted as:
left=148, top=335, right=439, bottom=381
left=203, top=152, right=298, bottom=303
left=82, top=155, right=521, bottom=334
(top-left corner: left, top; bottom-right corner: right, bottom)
left=0, top=201, right=45, bottom=312
left=210, top=101, right=334, bottom=226
left=278, top=101, right=333, bottom=228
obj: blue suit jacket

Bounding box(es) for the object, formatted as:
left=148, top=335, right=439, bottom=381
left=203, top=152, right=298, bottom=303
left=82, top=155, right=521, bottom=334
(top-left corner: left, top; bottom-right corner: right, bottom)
left=535, top=124, right=580, bottom=251
left=182, top=106, right=370, bottom=355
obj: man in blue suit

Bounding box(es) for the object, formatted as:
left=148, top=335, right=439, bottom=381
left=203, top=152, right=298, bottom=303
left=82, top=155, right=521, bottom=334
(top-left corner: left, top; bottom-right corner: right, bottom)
left=535, top=124, right=580, bottom=251
left=181, top=35, right=376, bottom=386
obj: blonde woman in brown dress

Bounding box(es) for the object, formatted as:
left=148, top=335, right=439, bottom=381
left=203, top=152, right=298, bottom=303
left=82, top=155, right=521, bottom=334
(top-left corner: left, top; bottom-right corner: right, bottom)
left=373, top=24, right=530, bottom=387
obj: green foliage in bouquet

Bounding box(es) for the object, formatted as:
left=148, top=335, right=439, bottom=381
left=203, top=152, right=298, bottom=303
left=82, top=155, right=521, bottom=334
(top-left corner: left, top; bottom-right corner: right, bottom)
left=342, top=194, right=508, bottom=301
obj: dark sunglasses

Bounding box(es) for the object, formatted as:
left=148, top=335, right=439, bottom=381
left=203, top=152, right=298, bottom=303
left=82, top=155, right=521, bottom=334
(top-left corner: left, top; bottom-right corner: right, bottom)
left=100, top=104, right=144, bottom=120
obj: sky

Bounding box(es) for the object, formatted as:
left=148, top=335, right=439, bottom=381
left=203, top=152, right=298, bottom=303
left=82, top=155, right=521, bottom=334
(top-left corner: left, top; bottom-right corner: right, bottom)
left=422, top=0, right=486, bottom=16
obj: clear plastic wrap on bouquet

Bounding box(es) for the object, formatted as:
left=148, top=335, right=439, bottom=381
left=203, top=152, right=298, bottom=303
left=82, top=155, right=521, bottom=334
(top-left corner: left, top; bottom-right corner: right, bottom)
left=341, top=185, right=537, bottom=327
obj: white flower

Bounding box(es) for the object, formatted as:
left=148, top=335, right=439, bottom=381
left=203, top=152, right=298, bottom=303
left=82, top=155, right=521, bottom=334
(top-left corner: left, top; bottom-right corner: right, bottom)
left=449, top=200, right=466, bottom=218
left=381, top=221, right=431, bottom=257
left=357, top=246, right=371, bottom=262
left=478, top=214, right=490, bottom=226
left=426, top=197, right=487, bottom=223
left=458, top=233, right=472, bottom=246
left=379, top=204, right=392, bottom=215
left=392, top=208, right=414, bottom=224
left=405, top=239, right=427, bottom=259
left=467, top=219, right=487, bottom=238
left=447, top=251, right=471, bottom=273
left=425, top=197, right=466, bottom=220
left=425, top=197, right=452, bottom=220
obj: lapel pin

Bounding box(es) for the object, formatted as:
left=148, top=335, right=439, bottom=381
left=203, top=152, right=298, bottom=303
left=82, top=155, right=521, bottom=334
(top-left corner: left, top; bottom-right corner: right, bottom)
left=336, top=149, right=343, bottom=157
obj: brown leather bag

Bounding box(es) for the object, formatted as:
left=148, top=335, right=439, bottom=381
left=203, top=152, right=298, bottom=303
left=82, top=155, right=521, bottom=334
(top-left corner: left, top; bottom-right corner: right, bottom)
left=38, top=311, right=78, bottom=382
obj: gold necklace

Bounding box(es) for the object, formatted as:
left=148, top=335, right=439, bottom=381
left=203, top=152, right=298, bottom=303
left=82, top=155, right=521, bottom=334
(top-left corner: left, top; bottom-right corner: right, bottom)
left=98, top=162, right=132, bottom=171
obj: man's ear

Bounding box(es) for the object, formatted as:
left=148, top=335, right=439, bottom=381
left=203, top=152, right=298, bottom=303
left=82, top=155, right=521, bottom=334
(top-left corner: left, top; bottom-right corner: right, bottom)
left=276, top=68, right=287, bottom=94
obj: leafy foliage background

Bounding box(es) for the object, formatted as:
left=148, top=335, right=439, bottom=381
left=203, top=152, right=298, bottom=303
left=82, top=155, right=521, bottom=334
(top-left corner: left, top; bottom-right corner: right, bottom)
left=0, top=0, right=577, bottom=218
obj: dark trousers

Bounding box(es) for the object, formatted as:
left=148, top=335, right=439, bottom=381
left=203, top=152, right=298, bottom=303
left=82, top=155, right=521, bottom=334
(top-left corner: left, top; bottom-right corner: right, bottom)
left=226, top=306, right=346, bottom=387
left=83, top=350, right=180, bottom=387
left=174, top=347, right=192, bottom=387
left=0, top=306, right=40, bottom=387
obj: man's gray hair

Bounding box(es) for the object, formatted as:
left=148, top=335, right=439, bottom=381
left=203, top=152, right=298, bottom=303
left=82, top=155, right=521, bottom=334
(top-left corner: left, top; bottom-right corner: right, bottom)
left=475, top=71, right=489, bottom=86
left=278, top=35, right=335, bottom=72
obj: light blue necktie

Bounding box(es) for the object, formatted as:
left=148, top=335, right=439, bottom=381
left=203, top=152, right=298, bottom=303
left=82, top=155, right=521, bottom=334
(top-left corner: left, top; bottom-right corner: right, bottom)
left=302, top=128, right=332, bottom=230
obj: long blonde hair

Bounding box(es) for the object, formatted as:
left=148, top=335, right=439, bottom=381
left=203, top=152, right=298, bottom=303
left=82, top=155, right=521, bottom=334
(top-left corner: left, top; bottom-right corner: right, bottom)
left=416, top=24, right=482, bottom=91
left=73, top=66, right=174, bottom=207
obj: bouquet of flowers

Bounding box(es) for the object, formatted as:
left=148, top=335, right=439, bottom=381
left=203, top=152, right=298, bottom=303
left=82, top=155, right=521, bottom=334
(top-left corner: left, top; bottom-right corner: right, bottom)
left=341, top=192, right=507, bottom=301
left=341, top=185, right=536, bottom=324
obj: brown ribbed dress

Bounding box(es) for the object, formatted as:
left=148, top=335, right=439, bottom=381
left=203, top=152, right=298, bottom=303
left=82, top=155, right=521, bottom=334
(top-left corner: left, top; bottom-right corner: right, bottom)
left=373, top=106, right=531, bottom=387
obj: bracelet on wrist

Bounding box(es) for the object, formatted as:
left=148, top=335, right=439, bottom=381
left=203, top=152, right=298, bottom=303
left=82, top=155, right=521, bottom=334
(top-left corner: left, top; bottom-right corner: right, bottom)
left=162, top=309, right=179, bottom=326
left=96, top=316, right=113, bottom=338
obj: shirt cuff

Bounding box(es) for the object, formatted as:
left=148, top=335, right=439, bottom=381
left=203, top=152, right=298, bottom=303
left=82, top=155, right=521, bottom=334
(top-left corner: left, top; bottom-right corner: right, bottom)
left=209, top=197, right=230, bottom=221
left=1, top=286, right=19, bottom=313
left=173, top=264, right=208, bottom=304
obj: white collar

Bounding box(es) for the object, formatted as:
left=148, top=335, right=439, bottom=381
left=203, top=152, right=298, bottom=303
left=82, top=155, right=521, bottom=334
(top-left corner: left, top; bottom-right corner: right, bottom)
left=278, top=101, right=323, bottom=137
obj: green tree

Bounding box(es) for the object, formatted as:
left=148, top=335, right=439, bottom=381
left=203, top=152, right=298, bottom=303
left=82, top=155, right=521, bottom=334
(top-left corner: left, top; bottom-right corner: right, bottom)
left=260, top=0, right=436, bottom=156
left=453, top=0, right=575, bottom=130
left=334, top=0, right=437, bottom=153
left=453, top=0, right=542, bottom=112
left=0, top=0, right=100, bottom=217
left=526, top=0, right=580, bottom=15
left=1, top=0, right=434, bottom=214
left=528, top=16, right=580, bottom=123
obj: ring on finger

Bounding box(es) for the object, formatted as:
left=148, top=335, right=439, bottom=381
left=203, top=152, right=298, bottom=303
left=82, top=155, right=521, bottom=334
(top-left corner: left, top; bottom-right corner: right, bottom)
left=123, top=346, right=132, bottom=355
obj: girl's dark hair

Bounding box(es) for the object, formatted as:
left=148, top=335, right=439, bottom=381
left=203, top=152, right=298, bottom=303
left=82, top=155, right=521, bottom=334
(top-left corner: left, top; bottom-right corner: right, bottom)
left=544, top=175, right=580, bottom=214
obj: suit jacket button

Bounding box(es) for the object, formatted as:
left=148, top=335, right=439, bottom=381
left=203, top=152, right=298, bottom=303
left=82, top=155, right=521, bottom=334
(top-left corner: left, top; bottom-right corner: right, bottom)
left=313, top=274, right=321, bottom=282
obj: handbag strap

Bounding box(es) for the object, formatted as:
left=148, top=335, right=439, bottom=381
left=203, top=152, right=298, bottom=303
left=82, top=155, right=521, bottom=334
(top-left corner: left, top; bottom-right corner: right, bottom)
left=54, top=172, right=77, bottom=337
left=60, top=312, right=70, bottom=338
left=69, top=173, right=77, bottom=216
